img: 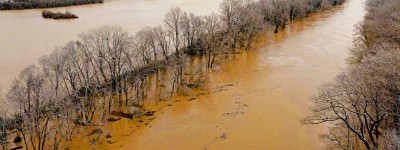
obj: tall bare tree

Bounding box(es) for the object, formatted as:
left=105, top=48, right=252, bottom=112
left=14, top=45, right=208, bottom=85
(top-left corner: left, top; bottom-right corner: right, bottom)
left=303, top=71, right=389, bottom=150
left=39, top=48, right=66, bottom=104
left=153, top=25, right=171, bottom=60
left=79, top=25, right=133, bottom=114
left=201, top=13, right=222, bottom=68
left=288, top=0, right=306, bottom=22
left=259, top=0, right=289, bottom=33
left=165, top=7, right=183, bottom=55
left=180, top=12, right=204, bottom=49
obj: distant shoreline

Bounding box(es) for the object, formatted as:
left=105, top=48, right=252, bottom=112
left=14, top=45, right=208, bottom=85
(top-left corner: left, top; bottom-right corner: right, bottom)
left=0, top=0, right=103, bottom=10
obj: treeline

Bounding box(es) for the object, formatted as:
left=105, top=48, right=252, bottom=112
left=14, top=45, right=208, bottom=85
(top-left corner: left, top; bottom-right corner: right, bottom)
left=303, top=0, right=400, bottom=149
left=0, top=0, right=344, bottom=149
left=0, top=0, right=103, bottom=10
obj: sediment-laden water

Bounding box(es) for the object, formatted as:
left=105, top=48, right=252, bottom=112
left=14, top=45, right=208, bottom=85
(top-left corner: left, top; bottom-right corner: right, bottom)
left=1, top=0, right=365, bottom=149
left=115, top=0, right=365, bottom=149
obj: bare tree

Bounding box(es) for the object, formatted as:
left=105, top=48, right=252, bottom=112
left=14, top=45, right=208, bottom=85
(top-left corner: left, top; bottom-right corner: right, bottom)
left=220, top=0, right=244, bottom=50
left=288, top=0, right=306, bottom=22
left=220, top=0, right=242, bottom=31
left=0, top=86, right=9, bottom=149
left=259, top=0, right=289, bottom=33
left=147, top=28, right=159, bottom=61
left=39, top=48, right=66, bottom=104
left=180, top=12, right=204, bottom=49
left=238, top=0, right=265, bottom=50
left=304, top=0, right=400, bottom=149
left=134, top=28, right=152, bottom=65
left=7, top=65, right=60, bottom=150
left=79, top=25, right=133, bottom=114
left=153, top=25, right=171, bottom=60
left=305, top=0, right=323, bottom=12
left=165, top=7, right=183, bottom=55
left=200, top=13, right=222, bottom=68
left=303, top=71, right=389, bottom=150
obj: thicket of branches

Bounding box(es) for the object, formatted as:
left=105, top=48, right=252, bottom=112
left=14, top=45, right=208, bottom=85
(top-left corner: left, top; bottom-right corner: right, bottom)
left=0, top=0, right=343, bottom=149
left=42, top=10, right=78, bottom=19
left=0, top=0, right=103, bottom=10
left=303, top=0, right=400, bottom=149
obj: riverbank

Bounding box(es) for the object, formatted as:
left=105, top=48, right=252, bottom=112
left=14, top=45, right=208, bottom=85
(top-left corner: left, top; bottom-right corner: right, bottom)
left=0, top=0, right=103, bottom=10
left=304, top=0, right=400, bottom=149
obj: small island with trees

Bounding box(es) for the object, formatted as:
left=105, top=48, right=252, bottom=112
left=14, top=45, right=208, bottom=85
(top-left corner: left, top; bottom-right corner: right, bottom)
left=42, top=10, right=78, bottom=19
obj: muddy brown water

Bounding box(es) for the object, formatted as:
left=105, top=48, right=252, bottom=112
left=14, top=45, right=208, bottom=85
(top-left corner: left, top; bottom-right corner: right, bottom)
left=0, top=0, right=222, bottom=89
left=1, top=0, right=365, bottom=149
left=115, top=0, right=365, bottom=149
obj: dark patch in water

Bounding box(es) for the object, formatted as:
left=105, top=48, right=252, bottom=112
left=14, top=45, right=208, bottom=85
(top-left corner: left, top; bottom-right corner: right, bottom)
left=88, top=128, right=103, bottom=136
left=143, top=111, right=156, bottom=116
left=108, top=117, right=121, bottom=122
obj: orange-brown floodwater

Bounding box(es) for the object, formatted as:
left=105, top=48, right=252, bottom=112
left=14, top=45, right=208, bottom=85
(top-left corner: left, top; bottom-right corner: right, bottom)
left=2, top=0, right=366, bottom=149
left=98, top=0, right=364, bottom=149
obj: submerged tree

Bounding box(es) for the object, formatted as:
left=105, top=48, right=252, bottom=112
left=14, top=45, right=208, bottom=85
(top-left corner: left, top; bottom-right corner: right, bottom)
left=259, top=0, right=289, bottom=33
left=79, top=25, right=133, bottom=114
left=7, top=65, right=59, bottom=150
left=200, top=13, right=222, bottom=68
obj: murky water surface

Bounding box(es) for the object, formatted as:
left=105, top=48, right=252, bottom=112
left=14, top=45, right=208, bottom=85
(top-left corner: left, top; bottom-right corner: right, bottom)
left=1, top=0, right=365, bottom=149
left=0, top=0, right=222, bottom=88
left=117, top=0, right=365, bottom=149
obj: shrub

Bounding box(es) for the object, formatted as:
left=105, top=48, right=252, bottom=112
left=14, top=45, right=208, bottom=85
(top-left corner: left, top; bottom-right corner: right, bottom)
left=42, top=10, right=78, bottom=19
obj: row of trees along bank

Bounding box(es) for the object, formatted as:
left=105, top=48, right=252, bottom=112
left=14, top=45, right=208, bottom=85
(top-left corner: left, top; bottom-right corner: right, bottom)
left=0, top=0, right=345, bottom=149
left=0, top=0, right=103, bottom=10
left=303, top=0, right=400, bottom=149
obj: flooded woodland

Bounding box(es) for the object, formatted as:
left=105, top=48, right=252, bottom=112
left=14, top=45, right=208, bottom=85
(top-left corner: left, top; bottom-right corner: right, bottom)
left=4, top=0, right=399, bottom=149
left=111, top=0, right=364, bottom=149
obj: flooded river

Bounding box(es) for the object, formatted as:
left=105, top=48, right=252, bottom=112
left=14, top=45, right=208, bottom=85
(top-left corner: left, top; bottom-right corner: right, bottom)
left=0, top=0, right=222, bottom=89
left=2, top=0, right=365, bottom=149
left=114, top=0, right=365, bottom=149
